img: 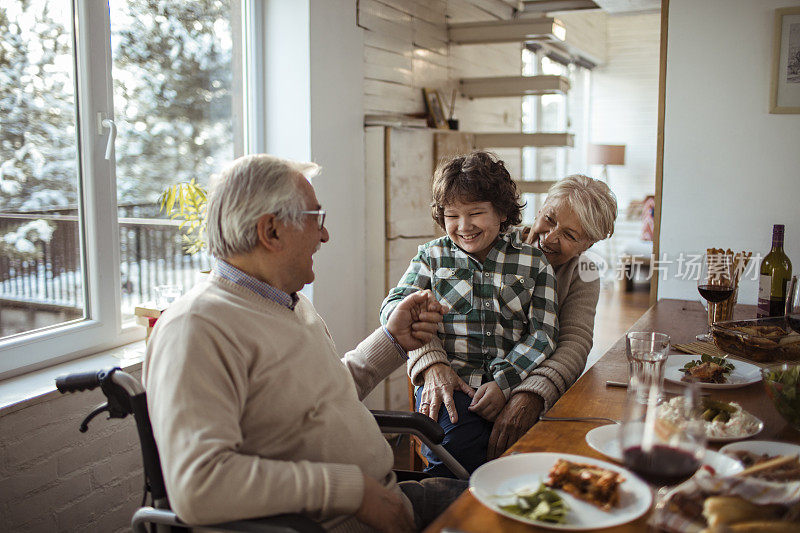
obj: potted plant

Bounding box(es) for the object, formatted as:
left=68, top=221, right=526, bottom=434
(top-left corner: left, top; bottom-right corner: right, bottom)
left=158, top=178, right=207, bottom=254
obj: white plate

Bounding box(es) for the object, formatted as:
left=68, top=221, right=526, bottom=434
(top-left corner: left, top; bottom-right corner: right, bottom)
left=585, top=423, right=744, bottom=475
left=719, top=440, right=800, bottom=458
left=659, top=396, right=764, bottom=442
left=469, top=452, right=652, bottom=530
left=705, top=415, right=764, bottom=442
left=663, top=354, right=762, bottom=389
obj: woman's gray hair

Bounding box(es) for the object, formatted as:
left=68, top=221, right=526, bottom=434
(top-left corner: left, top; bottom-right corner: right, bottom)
left=545, top=174, right=618, bottom=243
left=206, top=154, right=321, bottom=258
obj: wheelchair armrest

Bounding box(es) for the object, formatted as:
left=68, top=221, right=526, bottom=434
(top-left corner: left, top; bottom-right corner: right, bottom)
left=371, top=410, right=470, bottom=481
left=370, top=410, right=444, bottom=445
left=132, top=507, right=325, bottom=533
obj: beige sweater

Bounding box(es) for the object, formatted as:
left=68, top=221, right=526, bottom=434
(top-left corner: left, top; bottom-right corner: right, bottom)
left=408, top=253, right=599, bottom=409
left=143, top=274, right=408, bottom=527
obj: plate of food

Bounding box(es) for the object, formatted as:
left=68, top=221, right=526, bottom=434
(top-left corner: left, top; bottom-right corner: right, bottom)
left=469, top=452, right=652, bottom=530
left=719, top=440, right=800, bottom=481
left=653, top=460, right=800, bottom=532
left=585, top=423, right=744, bottom=475
left=664, top=354, right=761, bottom=389
left=658, top=396, right=764, bottom=442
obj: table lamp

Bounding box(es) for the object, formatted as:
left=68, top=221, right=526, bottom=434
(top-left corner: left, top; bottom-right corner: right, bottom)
left=588, top=144, right=626, bottom=182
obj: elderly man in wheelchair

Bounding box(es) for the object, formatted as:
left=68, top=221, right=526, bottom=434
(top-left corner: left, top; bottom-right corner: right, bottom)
left=59, top=154, right=469, bottom=533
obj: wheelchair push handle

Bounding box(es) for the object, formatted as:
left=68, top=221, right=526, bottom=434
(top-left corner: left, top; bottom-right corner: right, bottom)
left=56, top=370, right=105, bottom=393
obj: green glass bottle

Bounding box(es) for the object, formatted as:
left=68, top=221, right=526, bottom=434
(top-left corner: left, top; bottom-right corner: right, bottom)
left=758, top=224, right=792, bottom=317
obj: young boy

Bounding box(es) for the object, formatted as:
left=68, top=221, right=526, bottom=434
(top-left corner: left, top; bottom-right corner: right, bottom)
left=379, top=150, right=558, bottom=475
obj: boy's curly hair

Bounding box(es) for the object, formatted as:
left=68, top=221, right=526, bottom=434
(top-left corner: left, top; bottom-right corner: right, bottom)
left=430, top=150, right=524, bottom=232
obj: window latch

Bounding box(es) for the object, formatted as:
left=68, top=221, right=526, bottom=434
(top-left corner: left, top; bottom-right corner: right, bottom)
left=98, top=114, right=117, bottom=160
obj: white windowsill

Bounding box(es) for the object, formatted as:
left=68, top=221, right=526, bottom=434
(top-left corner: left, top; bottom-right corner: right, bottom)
left=0, top=340, right=146, bottom=414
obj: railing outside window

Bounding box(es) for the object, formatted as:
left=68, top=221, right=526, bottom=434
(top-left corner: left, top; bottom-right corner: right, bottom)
left=0, top=206, right=211, bottom=339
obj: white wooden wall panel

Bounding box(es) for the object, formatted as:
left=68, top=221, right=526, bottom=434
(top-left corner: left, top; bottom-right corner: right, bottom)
left=388, top=237, right=434, bottom=288
left=364, top=46, right=412, bottom=71
left=386, top=128, right=437, bottom=238
left=365, top=62, right=414, bottom=86
left=360, top=0, right=414, bottom=23
left=446, top=0, right=502, bottom=23
left=364, top=27, right=413, bottom=54
left=591, top=13, right=660, bottom=211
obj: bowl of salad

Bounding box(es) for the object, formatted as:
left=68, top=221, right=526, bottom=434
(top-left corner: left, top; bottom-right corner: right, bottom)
left=762, top=363, right=800, bottom=431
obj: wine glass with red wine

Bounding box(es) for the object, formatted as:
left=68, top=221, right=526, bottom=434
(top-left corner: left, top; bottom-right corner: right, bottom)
left=619, top=376, right=706, bottom=489
left=786, top=276, right=800, bottom=334
left=696, top=252, right=734, bottom=341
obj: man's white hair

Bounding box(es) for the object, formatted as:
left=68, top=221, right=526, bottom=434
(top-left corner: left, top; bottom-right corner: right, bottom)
left=545, top=174, right=618, bottom=243
left=206, top=154, right=321, bottom=259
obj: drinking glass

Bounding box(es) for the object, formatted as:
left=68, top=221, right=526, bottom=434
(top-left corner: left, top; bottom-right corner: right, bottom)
left=696, top=252, right=734, bottom=341
left=626, top=332, right=670, bottom=404
left=154, top=284, right=183, bottom=308
left=787, top=275, right=800, bottom=333
left=619, top=376, right=706, bottom=488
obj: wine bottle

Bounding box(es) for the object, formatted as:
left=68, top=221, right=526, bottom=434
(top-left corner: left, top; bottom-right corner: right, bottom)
left=758, top=224, right=793, bottom=317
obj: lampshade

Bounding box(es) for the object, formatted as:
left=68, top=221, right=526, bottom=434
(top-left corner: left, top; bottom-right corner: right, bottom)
left=588, top=144, right=626, bottom=166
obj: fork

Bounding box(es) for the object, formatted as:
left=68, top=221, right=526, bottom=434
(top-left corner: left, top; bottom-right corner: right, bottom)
left=539, top=415, right=619, bottom=424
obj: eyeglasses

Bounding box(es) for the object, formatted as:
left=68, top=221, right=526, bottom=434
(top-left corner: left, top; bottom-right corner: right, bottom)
left=301, top=210, right=326, bottom=230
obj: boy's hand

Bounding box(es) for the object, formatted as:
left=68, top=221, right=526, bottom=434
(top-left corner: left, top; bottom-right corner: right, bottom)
left=385, top=290, right=448, bottom=351
left=468, top=382, right=506, bottom=421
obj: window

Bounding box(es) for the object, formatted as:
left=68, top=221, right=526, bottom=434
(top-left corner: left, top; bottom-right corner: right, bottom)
left=520, top=47, right=592, bottom=224
left=0, top=0, right=250, bottom=377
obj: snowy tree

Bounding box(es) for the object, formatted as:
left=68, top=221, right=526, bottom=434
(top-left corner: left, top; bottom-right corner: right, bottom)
left=111, top=0, right=233, bottom=207
left=0, top=1, right=78, bottom=213
left=0, top=0, right=233, bottom=214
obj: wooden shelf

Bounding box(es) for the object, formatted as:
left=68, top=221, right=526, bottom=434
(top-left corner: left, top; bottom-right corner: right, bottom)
left=514, top=180, right=558, bottom=194
left=459, top=75, right=570, bottom=98
left=448, top=18, right=566, bottom=45
left=473, top=132, right=574, bottom=148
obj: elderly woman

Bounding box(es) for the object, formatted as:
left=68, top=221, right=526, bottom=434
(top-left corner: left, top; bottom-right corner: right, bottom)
left=409, top=174, right=617, bottom=474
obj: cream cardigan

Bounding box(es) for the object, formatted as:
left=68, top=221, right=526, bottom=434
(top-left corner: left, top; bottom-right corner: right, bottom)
left=143, top=274, right=408, bottom=528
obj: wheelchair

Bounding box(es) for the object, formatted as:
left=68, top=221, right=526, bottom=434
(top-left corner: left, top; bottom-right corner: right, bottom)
left=56, top=367, right=468, bottom=532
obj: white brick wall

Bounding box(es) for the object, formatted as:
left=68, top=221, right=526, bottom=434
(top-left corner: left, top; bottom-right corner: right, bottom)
left=0, top=367, right=143, bottom=532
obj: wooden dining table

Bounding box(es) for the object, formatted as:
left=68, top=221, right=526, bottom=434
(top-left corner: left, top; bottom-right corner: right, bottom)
left=425, top=298, right=800, bottom=532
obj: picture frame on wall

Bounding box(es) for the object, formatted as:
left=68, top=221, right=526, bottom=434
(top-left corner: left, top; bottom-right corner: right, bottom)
left=423, top=88, right=449, bottom=129
left=770, top=6, right=800, bottom=113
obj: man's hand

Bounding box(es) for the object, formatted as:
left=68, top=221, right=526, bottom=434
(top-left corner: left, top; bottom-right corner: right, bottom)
left=385, top=290, right=448, bottom=351
left=467, top=381, right=506, bottom=422
left=355, top=475, right=415, bottom=533
left=487, top=392, right=544, bottom=460
left=418, top=363, right=474, bottom=423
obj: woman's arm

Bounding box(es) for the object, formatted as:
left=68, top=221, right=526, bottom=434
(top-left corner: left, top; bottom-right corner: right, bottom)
left=513, top=262, right=599, bottom=408
left=487, top=259, right=600, bottom=458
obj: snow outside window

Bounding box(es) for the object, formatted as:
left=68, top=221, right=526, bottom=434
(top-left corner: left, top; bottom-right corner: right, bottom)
left=0, top=0, right=249, bottom=378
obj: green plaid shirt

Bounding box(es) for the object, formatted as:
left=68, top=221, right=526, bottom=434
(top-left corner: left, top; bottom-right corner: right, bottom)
left=380, top=232, right=558, bottom=396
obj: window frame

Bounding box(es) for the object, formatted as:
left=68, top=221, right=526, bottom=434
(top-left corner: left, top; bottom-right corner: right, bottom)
left=0, top=0, right=254, bottom=379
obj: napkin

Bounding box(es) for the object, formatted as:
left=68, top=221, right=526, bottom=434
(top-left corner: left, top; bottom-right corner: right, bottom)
left=672, top=341, right=728, bottom=359
left=650, top=467, right=800, bottom=532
